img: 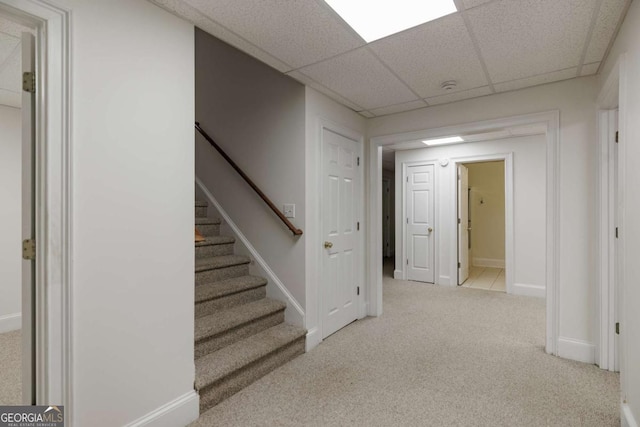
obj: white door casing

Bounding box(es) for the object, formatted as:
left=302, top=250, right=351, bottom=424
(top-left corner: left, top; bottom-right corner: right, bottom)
left=382, top=179, right=391, bottom=258
left=458, top=164, right=470, bottom=285
left=321, top=128, right=360, bottom=339
left=21, top=31, right=35, bottom=405
left=406, top=164, right=435, bottom=283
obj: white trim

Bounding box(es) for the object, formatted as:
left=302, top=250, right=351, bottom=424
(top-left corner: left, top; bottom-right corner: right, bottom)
left=0, top=0, right=73, bottom=415
left=124, top=391, right=199, bottom=427
left=370, top=110, right=560, bottom=356
left=557, top=337, right=595, bottom=364
left=512, top=283, right=545, bottom=298
left=450, top=153, right=514, bottom=294
left=315, top=119, right=366, bottom=340
left=472, top=258, right=505, bottom=269
left=596, top=54, right=626, bottom=374
left=0, top=313, right=21, bottom=333
left=196, top=177, right=305, bottom=328
left=305, top=327, right=320, bottom=352
left=393, top=270, right=403, bottom=280
left=622, top=402, right=639, bottom=427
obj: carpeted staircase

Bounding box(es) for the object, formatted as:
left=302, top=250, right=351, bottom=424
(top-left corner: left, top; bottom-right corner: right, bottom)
left=194, top=199, right=306, bottom=412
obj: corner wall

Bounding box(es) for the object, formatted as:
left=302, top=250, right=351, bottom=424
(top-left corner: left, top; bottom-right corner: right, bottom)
left=0, top=104, right=21, bottom=333
left=195, top=28, right=306, bottom=310
left=373, top=76, right=598, bottom=358
left=600, top=0, right=640, bottom=424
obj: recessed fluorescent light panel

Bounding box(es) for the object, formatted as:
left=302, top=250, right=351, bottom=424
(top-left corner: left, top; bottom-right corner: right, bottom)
left=324, top=0, right=458, bottom=43
left=422, top=136, right=464, bottom=146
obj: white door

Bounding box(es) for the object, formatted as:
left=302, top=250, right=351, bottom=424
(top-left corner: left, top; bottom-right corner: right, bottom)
left=21, top=32, right=35, bottom=405
left=382, top=179, right=391, bottom=257
left=321, top=128, right=360, bottom=339
left=406, top=164, right=435, bottom=283
left=613, top=110, right=620, bottom=372
left=458, top=164, right=470, bottom=285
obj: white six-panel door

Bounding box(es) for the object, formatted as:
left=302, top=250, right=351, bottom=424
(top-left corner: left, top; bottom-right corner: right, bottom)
left=321, top=128, right=360, bottom=339
left=458, top=164, right=470, bottom=285
left=406, top=164, right=435, bottom=283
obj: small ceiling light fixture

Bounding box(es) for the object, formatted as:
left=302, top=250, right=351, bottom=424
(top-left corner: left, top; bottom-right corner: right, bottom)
left=324, top=0, right=458, bottom=43
left=441, top=80, right=457, bottom=91
left=422, top=136, right=464, bottom=146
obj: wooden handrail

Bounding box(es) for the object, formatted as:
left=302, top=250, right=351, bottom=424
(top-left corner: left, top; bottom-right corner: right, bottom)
left=195, top=122, right=303, bottom=236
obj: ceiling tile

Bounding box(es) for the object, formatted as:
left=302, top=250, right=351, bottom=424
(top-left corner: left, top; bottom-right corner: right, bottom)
left=370, top=13, right=488, bottom=98
left=286, top=70, right=364, bottom=111
left=181, top=0, right=365, bottom=69
left=299, top=48, right=418, bottom=110
left=370, top=100, right=427, bottom=117
left=0, top=88, right=20, bottom=108
left=0, top=46, right=21, bottom=93
left=0, top=33, right=19, bottom=66
left=425, top=86, right=493, bottom=106
left=584, top=0, right=629, bottom=64
left=150, top=0, right=291, bottom=72
left=580, top=62, right=600, bottom=76
left=494, top=68, right=578, bottom=93
left=462, top=0, right=496, bottom=9
left=467, top=0, right=597, bottom=83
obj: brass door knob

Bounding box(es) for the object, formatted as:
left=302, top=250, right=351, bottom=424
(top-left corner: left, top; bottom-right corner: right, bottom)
left=428, top=227, right=433, bottom=233
left=324, top=241, right=333, bottom=249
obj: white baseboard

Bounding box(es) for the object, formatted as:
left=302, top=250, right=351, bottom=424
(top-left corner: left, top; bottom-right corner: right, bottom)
left=557, top=337, right=595, bottom=364
left=511, top=283, right=545, bottom=298
left=393, top=270, right=403, bottom=280
left=125, top=391, right=199, bottom=427
left=306, top=327, right=321, bottom=352
left=472, top=257, right=505, bottom=268
left=438, top=275, right=452, bottom=286
left=622, top=402, right=638, bottom=427
left=196, top=177, right=305, bottom=328
left=0, top=312, right=21, bottom=333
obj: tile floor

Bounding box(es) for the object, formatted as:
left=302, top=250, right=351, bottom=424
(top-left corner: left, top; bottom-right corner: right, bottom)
left=460, top=266, right=505, bottom=292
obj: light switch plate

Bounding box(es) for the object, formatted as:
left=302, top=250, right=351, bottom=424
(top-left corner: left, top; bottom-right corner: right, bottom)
left=283, top=204, right=295, bottom=218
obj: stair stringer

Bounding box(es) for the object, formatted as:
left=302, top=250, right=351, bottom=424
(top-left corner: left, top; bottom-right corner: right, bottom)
left=195, top=177, right=304, bottom=328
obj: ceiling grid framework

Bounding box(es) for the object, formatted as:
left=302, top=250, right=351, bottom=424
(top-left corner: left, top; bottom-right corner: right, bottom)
left=150, top=0, right=632, bottom=118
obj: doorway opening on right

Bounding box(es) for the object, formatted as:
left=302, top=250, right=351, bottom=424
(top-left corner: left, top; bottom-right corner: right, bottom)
left=458, top=160, right=506, bottom=292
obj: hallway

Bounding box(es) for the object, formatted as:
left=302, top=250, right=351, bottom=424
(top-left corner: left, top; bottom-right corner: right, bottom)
left=193, top=261, right=619, bottom=426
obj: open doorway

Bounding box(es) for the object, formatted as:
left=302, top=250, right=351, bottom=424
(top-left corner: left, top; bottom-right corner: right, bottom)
left=458, top=161, right=506, bottom=292
left=0, top=13, right=35, bottom=406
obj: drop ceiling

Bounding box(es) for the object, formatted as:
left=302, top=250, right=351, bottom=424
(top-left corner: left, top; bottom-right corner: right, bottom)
left=0, top=15, right=30, bottom=109
left=154, top=0, right=629, bottom=117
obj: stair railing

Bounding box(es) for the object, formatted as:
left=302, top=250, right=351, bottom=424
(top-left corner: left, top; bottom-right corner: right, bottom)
left=195, top=122, right=303, bottom=236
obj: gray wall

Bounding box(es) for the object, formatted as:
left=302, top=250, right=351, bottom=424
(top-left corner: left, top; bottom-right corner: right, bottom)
left=195, top=28, right=307, bottom=307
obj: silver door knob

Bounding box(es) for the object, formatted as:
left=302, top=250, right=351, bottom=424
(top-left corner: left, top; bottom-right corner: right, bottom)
left=324, top=241, right=333, bottom=249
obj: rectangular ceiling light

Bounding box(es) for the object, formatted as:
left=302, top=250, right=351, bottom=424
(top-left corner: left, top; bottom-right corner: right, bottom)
left=422, top=136, right=464, bottom=146
left=324, top=0, right=458, bottom=43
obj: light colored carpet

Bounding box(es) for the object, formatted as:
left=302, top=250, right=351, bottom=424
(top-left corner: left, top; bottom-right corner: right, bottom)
left=0, top=329, right=22, bottom=405
left=193, top=261, right=620, bottom=426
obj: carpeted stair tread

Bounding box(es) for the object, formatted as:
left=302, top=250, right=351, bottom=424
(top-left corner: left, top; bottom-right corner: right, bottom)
left=195, top=275, right=267, bottom=304
left=195, top=235, right=235, bottom=247
left=195, top=200, right=208, bottom=207
left=195, top=255, right=250, bottom=272
left=195, top=217, right=220, bottom=225
left=195, top=323, right=306, bottom=390
left=195, top=298, right=286, bottom=343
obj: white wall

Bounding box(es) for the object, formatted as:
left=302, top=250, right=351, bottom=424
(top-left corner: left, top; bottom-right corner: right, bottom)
left=56, top=0, right=196, bottom=425
left=0, top=104, right=21, bottom=333
left=395, top=135, right=545, bottom=295
left=195, top=28, right=307, bottom=310
left=467, top=161, right=505, bottom=266
left=372, top=76, right=598, bottom=354
left=600, top=1, right=640, bottom=424
left=305, top=87, right=367, bottom=349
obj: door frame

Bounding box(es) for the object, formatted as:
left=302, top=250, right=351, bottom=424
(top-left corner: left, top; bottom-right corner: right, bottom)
left=451, top=154, right=514, bottom=293
left=400, top=160, right=438, bottom=282
left=310, top=118, right=365, bottom=345
left=369, top=110, right=560, bottom=355
left=382, top=178, right=391, bottom=258
left=596, top=54, right=627, bottom=376
left=0, top=0, right=72, bottom=412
